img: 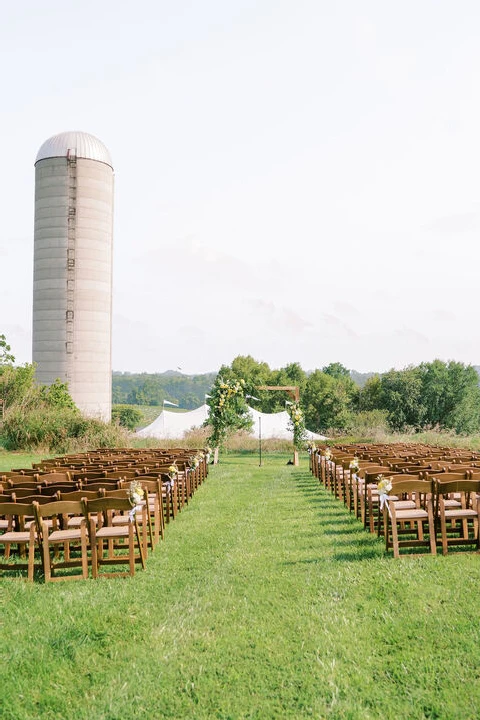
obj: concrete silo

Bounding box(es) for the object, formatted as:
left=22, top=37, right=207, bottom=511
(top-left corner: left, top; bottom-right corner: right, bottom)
left=33, top=131, right=114, bottom=421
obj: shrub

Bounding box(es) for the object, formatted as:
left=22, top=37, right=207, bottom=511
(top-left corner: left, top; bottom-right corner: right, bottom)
left=112, top=405, right=144, bottom=430
left=1, top=403, right=129, bottom=453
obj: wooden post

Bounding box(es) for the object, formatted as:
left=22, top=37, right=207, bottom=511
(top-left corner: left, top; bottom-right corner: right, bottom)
left=213, top=447, right=219, bottom=464
left=293, top=449, right=299, bottom=466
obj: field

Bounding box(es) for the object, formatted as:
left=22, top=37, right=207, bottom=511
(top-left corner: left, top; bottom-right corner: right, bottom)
left=2, top=452, right=480, bottom=719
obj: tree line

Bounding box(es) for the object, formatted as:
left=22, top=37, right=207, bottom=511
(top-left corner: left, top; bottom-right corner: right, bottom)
left=3, top=326, right=480, bottom=447
left=112, top=371, right=216, bottom=408
left=211, top=356, right=480, bottom=435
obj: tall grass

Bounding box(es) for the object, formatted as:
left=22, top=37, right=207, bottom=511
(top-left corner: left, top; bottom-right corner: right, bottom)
left=2, top=453, right=480, bottom=719
left=1, top=405, right=130, bottom=454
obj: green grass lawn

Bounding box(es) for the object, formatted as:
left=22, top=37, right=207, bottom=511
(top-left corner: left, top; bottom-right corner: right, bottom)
left=0, top=449, right=52, bottom=471
left=2, top=453, right=480, bottom=719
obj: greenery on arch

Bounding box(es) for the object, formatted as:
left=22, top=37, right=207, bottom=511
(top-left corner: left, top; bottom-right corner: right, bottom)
left=205, top=373, right=253, bottom=449
left=285, top=401, right=307, bottom=449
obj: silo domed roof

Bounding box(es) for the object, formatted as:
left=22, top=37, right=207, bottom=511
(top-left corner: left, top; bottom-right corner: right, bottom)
left=35, top=131, right=113, bottom=168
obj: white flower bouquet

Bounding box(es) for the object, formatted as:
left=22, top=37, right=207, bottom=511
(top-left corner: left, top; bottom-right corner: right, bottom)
left=376, top=475, right=393, bottom=494
left=128, top=480, right=144, bottom=507
left=349, top=457, right=360, bottom=473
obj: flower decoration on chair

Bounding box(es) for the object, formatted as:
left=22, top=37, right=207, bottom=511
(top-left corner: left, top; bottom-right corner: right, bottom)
left=306, top=440, right=317, bottom=454
left=377, top=475, right=393, bottom=510
left=286, top=402, right=308, bottom=450
left=128, top=480, right=145, bottom=507
left=168, top=464, right=178, bottom=482
left=204, top=446, right=212, bottom=463
left=188, top=454, right=201, bottom=470
left=324, top=448, right=332, bottom=461
left=349, top=457, right=360, bottom=473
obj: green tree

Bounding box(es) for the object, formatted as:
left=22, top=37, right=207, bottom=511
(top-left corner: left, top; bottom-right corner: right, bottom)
left=379, top=367, right=426, bottom=431
left=0, top=363, right=37, bottom=410
left=0, top=334, right=15, bottom=365
left=419, top=359, right=480, bottom=432
left=322, top=362, right=350, bottom=379
left=230, top=355, right=271, bottom=388
left=358, top=375, right=383, bottom=411
left=303, top=370, right=355, bottom=433
left=112, top=405, right=143, bottom=430
left=40, top=378, right=78, bottom=410
left=450, top=384, right=480, bottom=434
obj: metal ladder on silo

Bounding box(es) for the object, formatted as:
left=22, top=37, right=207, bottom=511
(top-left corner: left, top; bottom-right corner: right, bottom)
left=66, top=150, right=77, bottom=379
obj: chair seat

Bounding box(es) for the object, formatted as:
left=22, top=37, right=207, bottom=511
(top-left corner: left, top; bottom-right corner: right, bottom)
left=443, top=499, right=462, bottom=508
left=394, top=508, right=429, bottom=520
left=68, top=515, right=97, bottom=528
left=48, top=528, right=84, bottom=543
left=389, top=500, right=417, bottom=509
left=1, top=530, right=35, bottom=543
left=111, top=513, right=144, bottom=526
left=443, top=508, right=477, bottom=519
left=95, top=524, right=132, bottom=539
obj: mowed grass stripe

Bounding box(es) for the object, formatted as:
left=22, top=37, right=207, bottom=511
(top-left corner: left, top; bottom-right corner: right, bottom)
left=2, top=454, right=480, bottom=720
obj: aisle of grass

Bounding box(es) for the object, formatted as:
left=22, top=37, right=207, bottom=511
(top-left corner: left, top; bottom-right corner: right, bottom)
left=2, top=454, right=480, bottom=719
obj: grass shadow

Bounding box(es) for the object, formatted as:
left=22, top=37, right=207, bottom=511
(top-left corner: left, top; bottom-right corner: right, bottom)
left=291, top=469, right=386, bottom=563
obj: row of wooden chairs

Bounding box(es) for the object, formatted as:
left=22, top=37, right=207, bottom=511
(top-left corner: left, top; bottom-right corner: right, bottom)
left=0, top=496, right=146, bottom=581
left=310, top=444, right=480, bottom=557
left=1, top=447, right=210, bottom=581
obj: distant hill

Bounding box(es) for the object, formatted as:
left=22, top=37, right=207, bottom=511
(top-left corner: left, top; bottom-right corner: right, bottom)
left=112, top=370, right=217, bottom=409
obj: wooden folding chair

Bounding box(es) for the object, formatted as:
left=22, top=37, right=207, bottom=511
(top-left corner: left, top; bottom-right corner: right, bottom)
left=118, top=478, right=165, bottom=545
left=33, top=500, right=89, bottom=582
left=356, top=466, right=396, bottom=530
left=435, top=479, right=480, bottom=555
left=0, top=502, right=41, bottom=580
left=101, top=488, right=151, bottom=557
left=36, top=471, right=72, bottom=484
left=375, top=474, right=419, bottom=538
left=83, top=497, right=146, bottom=578
left=382, top=479, right=437, bottom=558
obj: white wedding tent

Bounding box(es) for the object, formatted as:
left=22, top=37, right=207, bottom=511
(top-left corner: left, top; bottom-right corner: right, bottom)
left=136, top=404, right=209, bottom=439
left=136, top=404, right=326, bottom=441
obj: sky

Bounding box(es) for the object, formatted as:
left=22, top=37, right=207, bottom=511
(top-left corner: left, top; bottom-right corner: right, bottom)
left=1, top=1, right=480, bottom=376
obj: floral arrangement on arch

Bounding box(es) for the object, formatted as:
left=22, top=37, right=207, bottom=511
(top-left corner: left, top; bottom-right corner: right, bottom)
left=205, top=376, right=252, bottom=449
left=286, top=402, right=308, bottom=450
